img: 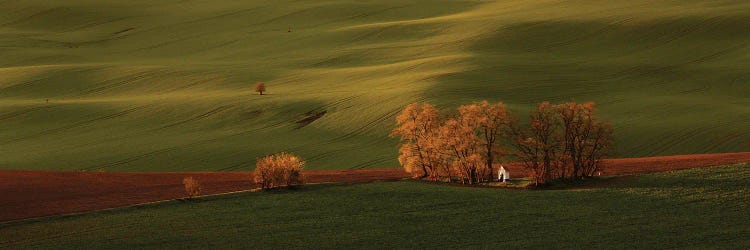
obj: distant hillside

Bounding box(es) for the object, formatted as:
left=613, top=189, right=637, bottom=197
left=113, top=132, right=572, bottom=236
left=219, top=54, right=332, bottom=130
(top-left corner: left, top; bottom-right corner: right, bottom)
left=1, top=0, right=749, bottom=171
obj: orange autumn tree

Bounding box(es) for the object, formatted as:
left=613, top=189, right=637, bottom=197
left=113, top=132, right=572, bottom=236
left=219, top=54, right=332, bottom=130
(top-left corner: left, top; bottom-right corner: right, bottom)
left=391, top=100, right=614, bottom=186
left=182, top=176, right=201, bottom=198
left=439, top=118, right=486, bottom=184
left=457, top=101, right=512, bottom=180
left=254, top=152, right=305, bottom=190
left=255, top=82, right=266, bottom=95
left=390, top=103, right=443, bottom=179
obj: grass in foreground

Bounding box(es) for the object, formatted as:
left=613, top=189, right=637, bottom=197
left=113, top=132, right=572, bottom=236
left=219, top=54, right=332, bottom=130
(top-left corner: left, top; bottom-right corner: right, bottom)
left=2, top=164, right=749, bottom=249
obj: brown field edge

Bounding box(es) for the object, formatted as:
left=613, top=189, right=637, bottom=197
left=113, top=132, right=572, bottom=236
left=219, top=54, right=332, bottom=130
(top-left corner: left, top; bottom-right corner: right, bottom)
left=1, top=152, right=749, bottom=222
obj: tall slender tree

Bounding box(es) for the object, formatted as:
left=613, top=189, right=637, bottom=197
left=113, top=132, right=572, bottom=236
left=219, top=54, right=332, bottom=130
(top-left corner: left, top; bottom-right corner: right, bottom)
left=458, top=101, right=512, bottom=180
left=391, top=103, right=442, bottom=179
left=511, top=102, right=562, bottom=185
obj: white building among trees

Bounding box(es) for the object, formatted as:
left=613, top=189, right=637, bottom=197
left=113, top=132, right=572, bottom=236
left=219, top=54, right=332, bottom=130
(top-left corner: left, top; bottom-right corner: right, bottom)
left=498, top=166, right=510, bottom=182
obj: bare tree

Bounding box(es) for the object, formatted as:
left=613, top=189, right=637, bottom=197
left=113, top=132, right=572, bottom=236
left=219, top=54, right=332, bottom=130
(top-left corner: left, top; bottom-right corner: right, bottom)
left=511, top=102, right=562, bottom=186
left=555, top=102, right=613, bottom=179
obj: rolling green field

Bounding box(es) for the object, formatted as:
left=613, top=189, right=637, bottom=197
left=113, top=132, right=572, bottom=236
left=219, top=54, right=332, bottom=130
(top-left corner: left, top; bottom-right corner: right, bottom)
left=2, top=1, right=750, bottom=171
left=2, top=164, right=748, bottom=248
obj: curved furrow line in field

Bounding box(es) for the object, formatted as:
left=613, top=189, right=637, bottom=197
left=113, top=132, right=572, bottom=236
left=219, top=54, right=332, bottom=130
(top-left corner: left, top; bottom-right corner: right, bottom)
left=73, top=70, right=159, bottom=97
left=166, top=75, right=226, bottom=92
left=434, top=77, right=608, bottom=105
left=727, top=72, right=750, bottom=90
left=310, top=94, right=364, bottom=114
left=1, top=105, right=151, bottom=144
left=301, top=3, right=418, bottom=30
left=0, top=106, right=51, bottom=121
left=23, top=99, right=265, bottom=160
left=2, top=221, right=138, bottom=248
left=215, top=160, right=254, bottom=172
left=59, top=16, right=140, bottom=34
left=627, top=16, right=726, bottom=53
left=325, top=105, right=403, bottom=145
left=160, top=6, right=271, bottom=30
left=0, top=6, right=65, bottom=28
left=644, top=119, right=718, bottom=156
left=349, top=157, right=391, bottom=170
left=521, top=17, right=635, bottom=53
left=675, top=82, right=711, bottom=95
left=303, top=150, right=339, bottom=162
left=153, top=105, right=234, bottom=131
left=600, top=41, right=749, bottom=84
left=339, top=26, right=395, bottom=46
left=571, top=16, right=743, bottom=85
left=92, top=117, right=296, bottom=171
left=702, top=130, right=750, bottom=153
left=0, top=67, right=98, bottom=95
left=127, top=3, right=402, bottom=53
left=4, top=14, right=156, bottom=51
left=87, top=146, right=180, bottom=171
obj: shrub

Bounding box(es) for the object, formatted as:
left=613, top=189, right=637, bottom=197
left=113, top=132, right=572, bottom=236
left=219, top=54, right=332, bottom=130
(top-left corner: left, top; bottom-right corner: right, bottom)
left=255, top=82, right=266, bottom=95
left=183, top=177, right=201, bottom=198
left=254, top=152, right=305, bottom=190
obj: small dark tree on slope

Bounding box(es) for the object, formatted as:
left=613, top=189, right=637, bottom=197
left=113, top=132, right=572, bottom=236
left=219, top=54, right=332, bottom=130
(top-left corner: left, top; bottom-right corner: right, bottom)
left=255, top=82, right=266, bottom=95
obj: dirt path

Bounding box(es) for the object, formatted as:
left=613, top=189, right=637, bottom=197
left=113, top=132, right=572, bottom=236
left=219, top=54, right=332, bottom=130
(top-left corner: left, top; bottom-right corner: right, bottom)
left=2, top=152, right=749, bottom=222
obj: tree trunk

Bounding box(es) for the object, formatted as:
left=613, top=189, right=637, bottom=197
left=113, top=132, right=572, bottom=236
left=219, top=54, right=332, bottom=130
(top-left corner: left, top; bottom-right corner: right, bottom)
left=486, top=146, right=493, bottom=182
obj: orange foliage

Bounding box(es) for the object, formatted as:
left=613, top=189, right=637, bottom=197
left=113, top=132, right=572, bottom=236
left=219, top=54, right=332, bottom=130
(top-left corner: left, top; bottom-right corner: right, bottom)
left=458, top=101, right=512, bottom=180
left=439, top=118, right=486, bottom=184
left=392, top=100, right=613, bottom=186
left=254, top=152, right=305, bottom=190
left=391, top=103, right=443, bottom=179
left=183, top=177, right=201, bottom=198
left=255, top=82, right=266, bottom=95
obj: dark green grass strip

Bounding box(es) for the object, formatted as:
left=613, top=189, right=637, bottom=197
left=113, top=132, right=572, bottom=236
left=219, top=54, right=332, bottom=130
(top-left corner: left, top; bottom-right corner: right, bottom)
left=2, top=164, right=749, bottom=249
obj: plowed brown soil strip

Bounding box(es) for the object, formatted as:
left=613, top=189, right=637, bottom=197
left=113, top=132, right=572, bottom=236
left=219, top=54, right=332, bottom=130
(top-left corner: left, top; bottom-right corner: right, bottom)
left=500, top=152, right=750, bottom=177
left=2, top=152, right=749, bottom=222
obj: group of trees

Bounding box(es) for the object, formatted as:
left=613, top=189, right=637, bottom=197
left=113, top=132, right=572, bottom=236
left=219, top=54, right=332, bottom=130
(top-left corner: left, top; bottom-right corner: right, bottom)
left=182, top=152, right=304, bottom=198
left=392, top=101, right=614, bottom=186
left=513, top=102, right=614, bottom=185
left=254, top=152, right=305, bottom=190
left=391, top=101, right=511, bottom=184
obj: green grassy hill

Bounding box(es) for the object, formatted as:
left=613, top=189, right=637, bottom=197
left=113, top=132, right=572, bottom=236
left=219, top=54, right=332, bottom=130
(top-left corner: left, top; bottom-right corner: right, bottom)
left=1, top=1, right=749, bottom=171
left=2, top=165, right=749, bottom=248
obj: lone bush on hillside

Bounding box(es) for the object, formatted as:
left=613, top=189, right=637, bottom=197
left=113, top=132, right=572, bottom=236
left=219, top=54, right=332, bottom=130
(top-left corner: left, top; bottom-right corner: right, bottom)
left=255, top=82, right=266, bottom=95
left=254, top=152, right=305, bottom=190
left=183, top=177, right=201, bottom=198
